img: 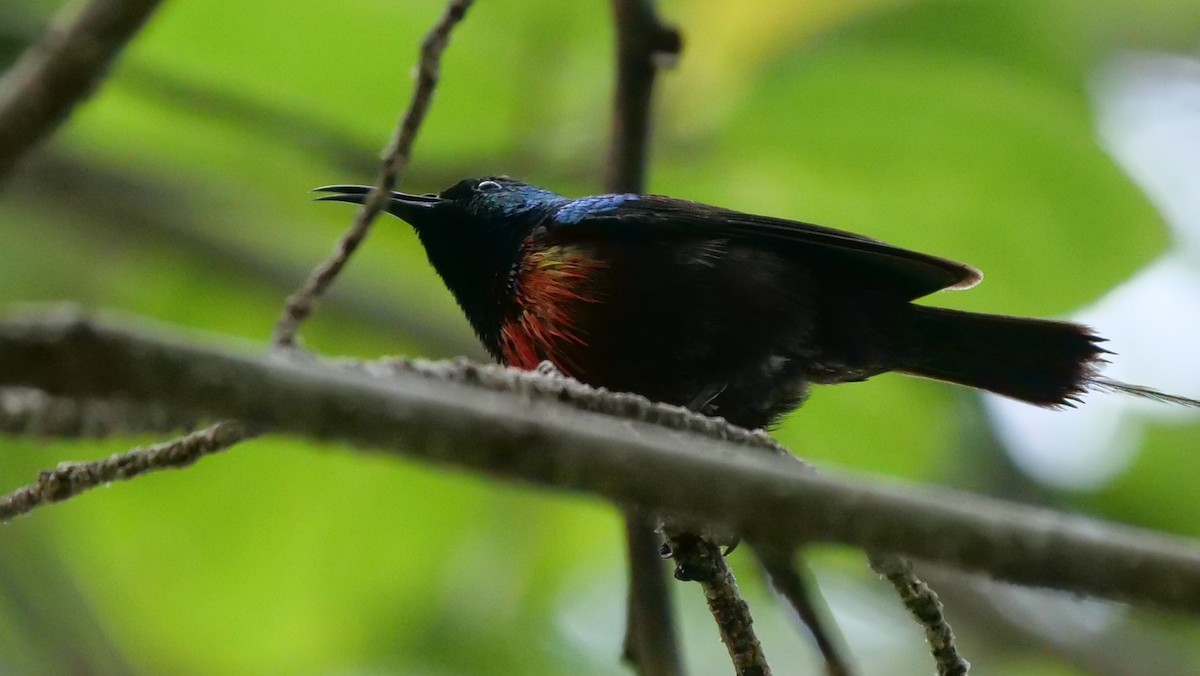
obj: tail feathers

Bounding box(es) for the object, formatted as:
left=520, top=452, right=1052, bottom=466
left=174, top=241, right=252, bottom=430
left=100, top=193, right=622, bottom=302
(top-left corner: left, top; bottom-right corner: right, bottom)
left=895, top=306, right=1108, bottom=407
left=1091, top=378, right=1200, bottom=408
left=895, top=307, right=1200, bottom=409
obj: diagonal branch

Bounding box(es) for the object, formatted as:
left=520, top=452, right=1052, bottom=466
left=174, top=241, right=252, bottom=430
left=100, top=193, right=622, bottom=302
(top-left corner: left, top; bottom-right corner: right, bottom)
left=4, top=311, right=1200, bottom=615
left=755, top=546, right=853, bottom=676
left=667, top=531, right=770, bottom=676
left=869, top=553, right=970, bottom=676
left=0, top=420, right=246, bottom=522
left=271, top=0, right=475, bottom=348
left=0, top=0, right=167, bottom=182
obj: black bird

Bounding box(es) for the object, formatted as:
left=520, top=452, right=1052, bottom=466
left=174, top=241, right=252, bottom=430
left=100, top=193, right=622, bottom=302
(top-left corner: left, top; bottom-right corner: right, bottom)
left=315, top=176, right=1198, bottom=431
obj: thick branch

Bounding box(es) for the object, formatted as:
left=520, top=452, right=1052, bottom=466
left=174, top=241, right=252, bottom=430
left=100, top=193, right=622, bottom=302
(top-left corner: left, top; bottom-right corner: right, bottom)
left=271, top=0, right=475, bottom=347
left=0, top=387, right=197, bottom=438
left=0, top=0, right=166, bottom=182
left=3, top=312, right=1200, bottom=614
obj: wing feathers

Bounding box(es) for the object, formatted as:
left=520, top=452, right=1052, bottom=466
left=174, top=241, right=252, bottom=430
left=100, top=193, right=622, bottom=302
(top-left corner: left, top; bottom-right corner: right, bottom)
left=554, top=195, right=981, bottom=300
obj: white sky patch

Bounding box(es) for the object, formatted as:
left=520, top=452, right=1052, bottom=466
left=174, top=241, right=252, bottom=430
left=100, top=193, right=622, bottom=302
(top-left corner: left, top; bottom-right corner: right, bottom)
left=985, top=51, right=1200, bottom=490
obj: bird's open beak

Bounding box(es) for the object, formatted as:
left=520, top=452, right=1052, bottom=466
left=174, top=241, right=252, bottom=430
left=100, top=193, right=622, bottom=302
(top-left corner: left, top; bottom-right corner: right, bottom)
left=311, top=185, right=442, bottom=224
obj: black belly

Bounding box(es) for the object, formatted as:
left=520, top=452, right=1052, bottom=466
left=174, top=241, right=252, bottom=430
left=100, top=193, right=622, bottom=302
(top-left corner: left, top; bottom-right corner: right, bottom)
left=558, top=235, right=901, bottom=430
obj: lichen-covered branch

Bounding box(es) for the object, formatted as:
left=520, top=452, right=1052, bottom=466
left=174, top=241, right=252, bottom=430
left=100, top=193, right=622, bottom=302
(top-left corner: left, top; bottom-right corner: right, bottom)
left=869, top=553, right=970, bottom=676
left=667, top=531, right=770, bottom=676
left=0, top=420, right=246, bottom=523
left=3, top=311, right=1200, bottom=615
left=271, top=0, right=475, bottom=347
left=0, top=0, right=166, bottom=182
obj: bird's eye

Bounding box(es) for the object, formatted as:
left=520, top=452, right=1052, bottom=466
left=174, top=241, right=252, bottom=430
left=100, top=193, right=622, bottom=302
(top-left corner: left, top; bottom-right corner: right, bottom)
left=477, top=180, right=502, bottom=192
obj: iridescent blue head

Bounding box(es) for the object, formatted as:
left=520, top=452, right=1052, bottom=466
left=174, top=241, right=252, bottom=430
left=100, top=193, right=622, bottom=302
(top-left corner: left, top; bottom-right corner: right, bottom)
left=313, top=176, right=568, bottom=346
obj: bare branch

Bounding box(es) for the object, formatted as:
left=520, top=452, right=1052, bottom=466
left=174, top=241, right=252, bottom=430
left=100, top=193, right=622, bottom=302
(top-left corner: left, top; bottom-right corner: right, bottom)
left=271, top=0, right=475, bottom=347
left=4, top=312, right=1200, bottom=615
left=667, top=532, right=770, bottom=676
left=0, top=420, right=246, bottom=523
left=606, top=0, right=682, bottom=193
left=622, top=511, right=684, bottom=676
left=755, top=546, right=853, bottom=676
left=869, top=553, right=970, bottom=676
left=0, top=0, right=166, bottom=182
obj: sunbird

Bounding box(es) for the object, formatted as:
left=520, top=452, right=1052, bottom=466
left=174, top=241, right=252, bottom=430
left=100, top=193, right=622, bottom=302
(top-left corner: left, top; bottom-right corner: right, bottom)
left=315, top=177, right=1198, bottom=430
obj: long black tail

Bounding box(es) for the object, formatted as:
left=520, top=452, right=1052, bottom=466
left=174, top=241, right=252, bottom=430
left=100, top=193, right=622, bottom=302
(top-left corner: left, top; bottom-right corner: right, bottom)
left=895, top=306, right=1108, bottom=407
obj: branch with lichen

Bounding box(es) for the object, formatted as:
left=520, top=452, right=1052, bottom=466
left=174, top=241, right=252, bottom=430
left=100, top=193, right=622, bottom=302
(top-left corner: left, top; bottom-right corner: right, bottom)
left=5, top=311, right=1200, bottom=620
left=869, top=552, right=970, bottom=676
left=667, top=531, right=771, bottom=676
left=1, top=420, right=246, bottom=522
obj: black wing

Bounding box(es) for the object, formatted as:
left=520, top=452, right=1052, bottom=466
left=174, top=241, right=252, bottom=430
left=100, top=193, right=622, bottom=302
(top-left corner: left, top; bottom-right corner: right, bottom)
left=554, top=195, right=982, bottom=300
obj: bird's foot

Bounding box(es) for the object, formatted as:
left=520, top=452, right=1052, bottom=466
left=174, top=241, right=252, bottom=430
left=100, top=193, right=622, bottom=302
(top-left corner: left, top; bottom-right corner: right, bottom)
left=659, top=533, right=738, bottom=582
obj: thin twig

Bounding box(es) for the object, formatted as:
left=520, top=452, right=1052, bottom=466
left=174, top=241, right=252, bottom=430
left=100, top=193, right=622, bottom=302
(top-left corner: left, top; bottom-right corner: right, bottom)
left=918, top=566, right=1196, bottom=676
left=0, top=420, right=247, bottom=523
left=606, top=1, right=686, bottom=673
left=755, top=546, right=853, bottom=676
left=8, top=153, right=483, bottom=359
left=869, top=552, right=970, bottom=676
left=6, top=313, right=1200, bottom=614
left=666, top=531, right=770, bottom=676
left=0, top=0, right=166, bottom=182
left=271, top=0, right=475, bottom=347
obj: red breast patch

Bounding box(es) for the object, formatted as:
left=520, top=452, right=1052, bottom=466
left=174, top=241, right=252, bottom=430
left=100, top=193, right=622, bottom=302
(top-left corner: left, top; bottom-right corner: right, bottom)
left=500, top=241, right=604, bottom=373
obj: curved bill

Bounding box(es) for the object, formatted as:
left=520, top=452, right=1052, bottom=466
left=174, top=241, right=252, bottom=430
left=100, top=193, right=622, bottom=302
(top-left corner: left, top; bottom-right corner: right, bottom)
left=311, top=185, right=442, bottom=223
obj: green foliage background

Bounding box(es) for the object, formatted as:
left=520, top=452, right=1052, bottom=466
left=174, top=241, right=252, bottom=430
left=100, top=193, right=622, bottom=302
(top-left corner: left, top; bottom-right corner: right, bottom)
left=2, top=0, right=1199, bottom=673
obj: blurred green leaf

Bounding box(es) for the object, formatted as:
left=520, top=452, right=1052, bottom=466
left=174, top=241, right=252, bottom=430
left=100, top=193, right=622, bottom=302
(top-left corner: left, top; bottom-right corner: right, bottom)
left=2, top=0, right=1199, bottom=673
